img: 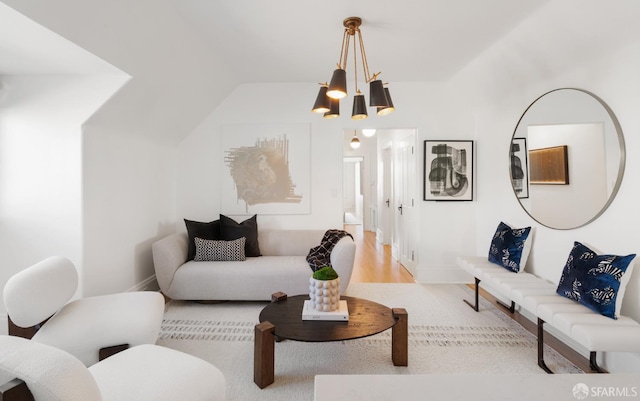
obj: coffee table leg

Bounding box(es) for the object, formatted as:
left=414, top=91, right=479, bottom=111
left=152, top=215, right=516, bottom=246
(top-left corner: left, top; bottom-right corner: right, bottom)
left=392, top=308, right=408, bottom=366
left=254, top=321, right=275, bottom=388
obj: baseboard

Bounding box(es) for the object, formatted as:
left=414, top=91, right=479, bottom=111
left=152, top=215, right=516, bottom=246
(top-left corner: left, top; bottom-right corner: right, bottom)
left=126, top=274, right=160, bottom=292
left=415, top=265, right=475, bottom=283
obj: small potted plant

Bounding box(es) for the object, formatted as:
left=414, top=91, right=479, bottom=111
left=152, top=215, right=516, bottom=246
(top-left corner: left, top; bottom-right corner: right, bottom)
left=308, top=266, right=341, bottom=312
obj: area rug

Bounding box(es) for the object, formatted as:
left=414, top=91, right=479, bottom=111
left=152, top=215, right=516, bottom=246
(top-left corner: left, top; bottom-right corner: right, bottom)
left=158, top=283, right=581, bottom=401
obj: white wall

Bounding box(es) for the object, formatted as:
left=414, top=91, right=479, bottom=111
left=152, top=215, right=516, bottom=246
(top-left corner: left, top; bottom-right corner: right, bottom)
left=0, top=74, right=125, bottom=330
left=82, top=124, right=176, bottom=295
left=448, top=0, right=640, bottom=372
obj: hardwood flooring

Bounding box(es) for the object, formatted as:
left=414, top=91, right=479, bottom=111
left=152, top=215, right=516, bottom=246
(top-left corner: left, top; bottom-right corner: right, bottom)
left=343, top=224, right=415, bottom=283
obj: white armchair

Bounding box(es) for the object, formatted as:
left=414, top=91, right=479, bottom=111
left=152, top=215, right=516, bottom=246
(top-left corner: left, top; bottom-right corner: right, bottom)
left=0, top=335, right=225, bottom=401
left=3, top=256, right=165, bottom=366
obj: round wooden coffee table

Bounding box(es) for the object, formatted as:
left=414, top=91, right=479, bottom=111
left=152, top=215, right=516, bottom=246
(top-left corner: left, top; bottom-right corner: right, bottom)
left=254, top=292, right=408, bottom=388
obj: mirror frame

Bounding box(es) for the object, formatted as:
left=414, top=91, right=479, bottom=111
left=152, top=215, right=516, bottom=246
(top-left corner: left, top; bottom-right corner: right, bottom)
left=510, top=88, right=626, bottom=230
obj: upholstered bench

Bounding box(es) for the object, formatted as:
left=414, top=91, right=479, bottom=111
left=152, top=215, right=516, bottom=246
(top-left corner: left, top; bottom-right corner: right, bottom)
left=457, top=223, right=640, bottom=373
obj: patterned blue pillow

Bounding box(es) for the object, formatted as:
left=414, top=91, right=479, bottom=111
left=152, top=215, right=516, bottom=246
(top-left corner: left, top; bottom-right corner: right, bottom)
left=556, top=241, right=636, bottom=319
left=488, top=222, right=532, bottom=273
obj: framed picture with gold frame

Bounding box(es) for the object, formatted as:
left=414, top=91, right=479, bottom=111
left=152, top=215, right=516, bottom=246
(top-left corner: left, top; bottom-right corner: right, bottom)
left=529, top=145, right=569, bottom=185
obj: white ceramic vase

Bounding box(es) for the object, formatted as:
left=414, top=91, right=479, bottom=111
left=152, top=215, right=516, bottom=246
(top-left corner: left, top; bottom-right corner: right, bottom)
left=308, top=277, right=341, bottom=312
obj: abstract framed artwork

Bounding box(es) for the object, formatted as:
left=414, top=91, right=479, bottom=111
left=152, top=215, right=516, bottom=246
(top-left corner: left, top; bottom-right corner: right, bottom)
left=221, top=123, right=311, bottom=215
left=510, top=137, right=529, bottom=198
left=529, top=145, right=569, bottom=185
left=423, top=140, right=473, bottom=201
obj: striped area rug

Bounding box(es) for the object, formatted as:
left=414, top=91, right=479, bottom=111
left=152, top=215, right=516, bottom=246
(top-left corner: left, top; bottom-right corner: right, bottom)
left=158, top=283, right=582, bottom=401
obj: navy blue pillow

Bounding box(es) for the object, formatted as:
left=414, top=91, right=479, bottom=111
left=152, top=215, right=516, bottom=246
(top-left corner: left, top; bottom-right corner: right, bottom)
left=488, top=222, right=532, bottom=273
left=556, top=242, right=636, bottom=319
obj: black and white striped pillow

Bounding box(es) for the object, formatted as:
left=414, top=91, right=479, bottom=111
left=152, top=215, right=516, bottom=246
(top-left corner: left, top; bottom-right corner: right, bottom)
left=193, top=237, right=246, bottom=261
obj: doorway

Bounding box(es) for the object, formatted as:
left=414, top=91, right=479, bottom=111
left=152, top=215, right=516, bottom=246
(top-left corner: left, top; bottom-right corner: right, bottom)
left=343, top=128, right=418, bottom=278
left=343, top=156, right=364, bottom=226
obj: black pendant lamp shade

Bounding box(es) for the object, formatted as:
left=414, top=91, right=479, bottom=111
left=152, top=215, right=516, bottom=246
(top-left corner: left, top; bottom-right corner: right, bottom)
left=327, top=69, right=348, bottom=99
left=323, top=97, right=340, bottom=119
left=369, top=79, right=390, bottom=107
left=352, top=93, right=368, bottom=120
left=377, top=87, right=395, bottom=116
left=311, top=85, right=331, bottom=113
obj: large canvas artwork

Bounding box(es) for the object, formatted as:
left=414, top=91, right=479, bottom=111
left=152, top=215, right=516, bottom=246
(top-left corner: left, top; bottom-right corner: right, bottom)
left=221, top=124, right=311, bottom=215
left=423, top=140, right=474, bottom=201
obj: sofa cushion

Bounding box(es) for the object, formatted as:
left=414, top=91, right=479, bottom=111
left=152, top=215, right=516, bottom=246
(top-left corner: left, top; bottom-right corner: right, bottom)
left=194, top=237, right=246, bottom=262
left=488, top=221, right=532, bottom=273
left=171, top=256, right=311, bottom=300
left=220, top=214, right=261, bottom=257
left=184, top=219, right=222, bottom=261
left=556, top=241, right=636, bottom=319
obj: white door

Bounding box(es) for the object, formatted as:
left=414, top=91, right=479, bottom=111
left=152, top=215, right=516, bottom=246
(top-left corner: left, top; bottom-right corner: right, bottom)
left=392, top=130, right=417, bottom=275
left=379, top=148, right=392, bottom=244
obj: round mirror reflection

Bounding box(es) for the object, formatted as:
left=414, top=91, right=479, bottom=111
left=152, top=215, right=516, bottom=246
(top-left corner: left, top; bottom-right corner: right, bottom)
left=509, top=88, right=626, bottom=230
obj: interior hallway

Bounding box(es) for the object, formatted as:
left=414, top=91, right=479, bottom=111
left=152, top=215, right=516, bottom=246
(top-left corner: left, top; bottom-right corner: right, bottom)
left=343, top=224, right=415, bottom=284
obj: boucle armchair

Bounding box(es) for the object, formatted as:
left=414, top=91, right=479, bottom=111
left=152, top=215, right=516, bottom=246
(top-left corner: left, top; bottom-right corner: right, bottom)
left=3, top=256, right=165, bottom=366
left=0, top=335, right=225, bottom=401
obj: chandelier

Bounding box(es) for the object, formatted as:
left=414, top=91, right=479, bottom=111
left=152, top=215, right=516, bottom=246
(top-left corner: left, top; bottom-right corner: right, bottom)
left=311, top=17, right=395, bottom=119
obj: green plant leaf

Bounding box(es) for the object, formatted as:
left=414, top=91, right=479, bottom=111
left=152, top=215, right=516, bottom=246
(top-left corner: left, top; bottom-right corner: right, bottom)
left=312, top=266, right=339, bottom=280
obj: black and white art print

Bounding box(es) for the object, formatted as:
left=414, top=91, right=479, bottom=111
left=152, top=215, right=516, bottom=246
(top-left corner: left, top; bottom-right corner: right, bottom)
left=221, top=124, right=311, bottom=215
left=423, top=140, right=474, bottom=201
left=510, top=137, right=529, bottom=198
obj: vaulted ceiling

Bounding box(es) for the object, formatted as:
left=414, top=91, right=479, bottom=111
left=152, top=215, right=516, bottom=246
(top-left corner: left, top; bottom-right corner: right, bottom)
left=169, top=0, right=551, bottom=83
left=1, top=0, right=550, bottom=81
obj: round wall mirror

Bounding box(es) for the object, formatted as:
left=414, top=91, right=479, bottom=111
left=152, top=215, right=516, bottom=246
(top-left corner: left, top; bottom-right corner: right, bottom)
left=509, top=88, right=626, bottom=230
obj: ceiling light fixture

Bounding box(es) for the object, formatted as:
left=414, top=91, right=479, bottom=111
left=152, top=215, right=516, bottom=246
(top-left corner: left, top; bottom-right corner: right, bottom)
left=350, top=131, right=361, bottom=149
left=312, top=17, right=395, bottom=120
left=362, top=129, right=376, bottom=137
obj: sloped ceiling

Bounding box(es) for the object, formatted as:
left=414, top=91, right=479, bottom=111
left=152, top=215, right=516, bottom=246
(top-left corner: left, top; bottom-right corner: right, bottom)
left=0, top=0, right=551, bottom=143
left=170, top=0, right=550, bottom=83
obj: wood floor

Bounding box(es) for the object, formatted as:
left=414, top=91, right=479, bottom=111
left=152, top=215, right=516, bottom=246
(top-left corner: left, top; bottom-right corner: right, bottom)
left=343, top=224, right=415, bottom=283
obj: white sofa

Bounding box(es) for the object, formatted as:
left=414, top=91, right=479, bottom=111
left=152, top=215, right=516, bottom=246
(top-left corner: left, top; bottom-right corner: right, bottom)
left=152, top=229, right=356, bottom=301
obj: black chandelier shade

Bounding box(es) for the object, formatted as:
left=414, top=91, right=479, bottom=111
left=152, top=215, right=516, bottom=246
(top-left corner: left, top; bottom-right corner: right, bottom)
left=327, top=69, right=348, bottom=99
left=352, top=93, right=368, bottom=120
left=324, top=97, right=340, bottom=119
left=369, top=80, right=390, bottom=107
left=311, top=85, right=331, bottom=114
left=377, top=87, right=395, bottom=116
